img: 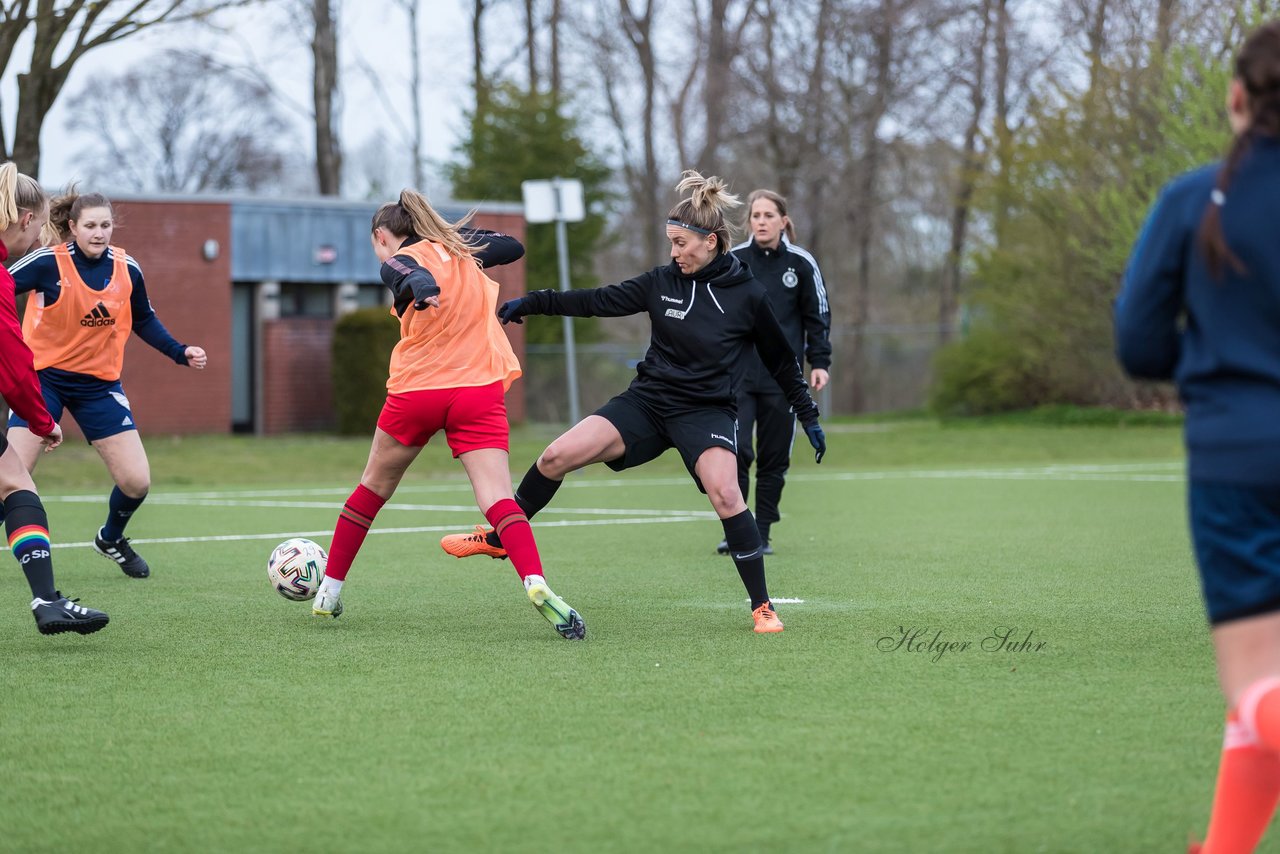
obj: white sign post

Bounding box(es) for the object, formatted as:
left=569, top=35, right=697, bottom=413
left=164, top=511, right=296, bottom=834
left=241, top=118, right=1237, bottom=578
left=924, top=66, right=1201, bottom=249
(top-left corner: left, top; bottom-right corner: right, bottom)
left=521, top=178, right=586, bottom=426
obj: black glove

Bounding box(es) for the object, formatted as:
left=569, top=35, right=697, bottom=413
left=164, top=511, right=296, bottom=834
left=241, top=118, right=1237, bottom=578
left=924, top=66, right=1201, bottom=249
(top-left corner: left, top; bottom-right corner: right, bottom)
left=803, top=420, right=826, bottom=464
left=497, top=297, right=529, bottom=325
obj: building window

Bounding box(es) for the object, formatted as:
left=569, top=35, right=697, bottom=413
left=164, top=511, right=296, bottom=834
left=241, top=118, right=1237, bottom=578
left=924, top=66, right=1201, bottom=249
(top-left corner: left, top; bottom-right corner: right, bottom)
left=278, top=282, right=333, bottom=318
left=357, top=283, right=389, bottom=309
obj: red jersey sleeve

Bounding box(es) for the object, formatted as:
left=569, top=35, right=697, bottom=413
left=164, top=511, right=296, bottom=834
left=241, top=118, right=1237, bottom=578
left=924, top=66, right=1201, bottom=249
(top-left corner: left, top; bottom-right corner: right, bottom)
left=0, top=268, right=56, bottom=436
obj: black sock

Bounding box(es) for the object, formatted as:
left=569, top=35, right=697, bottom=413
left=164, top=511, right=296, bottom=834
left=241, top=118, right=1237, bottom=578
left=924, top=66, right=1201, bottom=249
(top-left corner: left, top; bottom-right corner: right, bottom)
left=490, top=463, right=563, bottom=547
left=757, top=521, right=772, bottom=545
left=5, top=490, right=56, bottom=601
left=102, top=486, right=146, bottom=541
left=722, top=509, right=769, bottom=609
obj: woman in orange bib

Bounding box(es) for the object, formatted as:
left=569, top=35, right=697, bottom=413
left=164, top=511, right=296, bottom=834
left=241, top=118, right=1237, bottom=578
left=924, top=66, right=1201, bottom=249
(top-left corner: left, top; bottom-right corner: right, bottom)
left=309, top=188, right=584, bottom=640
left=5, top=189, right=207, bottom=579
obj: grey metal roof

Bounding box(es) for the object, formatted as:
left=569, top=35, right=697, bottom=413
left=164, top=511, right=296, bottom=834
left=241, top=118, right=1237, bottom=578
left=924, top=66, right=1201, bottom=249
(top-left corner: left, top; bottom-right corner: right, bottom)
left=111, top=193, right=522, bottom=284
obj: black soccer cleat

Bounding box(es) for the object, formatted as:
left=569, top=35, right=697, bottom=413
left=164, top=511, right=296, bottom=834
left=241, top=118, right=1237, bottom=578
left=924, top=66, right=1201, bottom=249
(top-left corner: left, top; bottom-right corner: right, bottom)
left=716, top=539, right=730, bottom=555
left=32, top=594, right=109, bottom=635
left=93, top=529, right=150, bottom=578
left=761, top=541, right=774, bottom=556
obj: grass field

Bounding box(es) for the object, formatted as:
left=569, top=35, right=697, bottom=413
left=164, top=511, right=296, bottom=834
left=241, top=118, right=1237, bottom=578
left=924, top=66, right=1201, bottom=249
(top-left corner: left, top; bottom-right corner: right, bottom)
left=0, top=417, right=1245, bottom=852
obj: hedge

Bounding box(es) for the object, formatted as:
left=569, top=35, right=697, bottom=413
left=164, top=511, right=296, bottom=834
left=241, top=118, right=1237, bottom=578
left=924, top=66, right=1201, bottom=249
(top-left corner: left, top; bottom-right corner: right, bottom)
left=331, top=307, right=400, bottom=435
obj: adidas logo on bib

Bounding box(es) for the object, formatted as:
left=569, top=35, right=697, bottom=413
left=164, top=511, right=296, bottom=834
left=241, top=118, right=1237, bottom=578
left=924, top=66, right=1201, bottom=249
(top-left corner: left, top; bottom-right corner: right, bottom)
left=80, top=302, right=115, bottom=327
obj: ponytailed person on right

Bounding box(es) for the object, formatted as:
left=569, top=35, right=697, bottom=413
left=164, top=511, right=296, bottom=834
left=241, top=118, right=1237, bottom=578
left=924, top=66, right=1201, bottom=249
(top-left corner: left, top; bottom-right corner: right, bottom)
left=441, top=170, right=826, bottom=634
left=1115, top=20, right=1280, bottom=854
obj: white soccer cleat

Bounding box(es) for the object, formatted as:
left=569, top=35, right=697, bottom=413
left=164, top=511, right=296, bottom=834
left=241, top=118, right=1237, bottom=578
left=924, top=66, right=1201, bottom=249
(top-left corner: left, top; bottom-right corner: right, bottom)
left=312, top=588, right=343, bottom=618
left=523, top=574, right=585, bottom=640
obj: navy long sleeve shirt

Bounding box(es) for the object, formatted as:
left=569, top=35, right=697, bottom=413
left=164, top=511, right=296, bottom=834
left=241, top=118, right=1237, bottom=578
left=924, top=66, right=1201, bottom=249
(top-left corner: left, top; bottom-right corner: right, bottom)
left=1115, top=135, right=1280, bottom=485
left=9, top=243, right=188, bottom=366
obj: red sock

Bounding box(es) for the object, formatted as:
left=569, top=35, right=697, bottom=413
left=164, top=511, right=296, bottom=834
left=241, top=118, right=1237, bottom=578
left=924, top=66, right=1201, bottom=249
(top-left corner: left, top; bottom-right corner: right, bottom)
left=485, top=498, right=543, bottom=581
left=325, top=484, right=387, bottom=581
left=1202, top=708, right=1280, bottom=854
left=1242, top=677, right=1280, bottom=752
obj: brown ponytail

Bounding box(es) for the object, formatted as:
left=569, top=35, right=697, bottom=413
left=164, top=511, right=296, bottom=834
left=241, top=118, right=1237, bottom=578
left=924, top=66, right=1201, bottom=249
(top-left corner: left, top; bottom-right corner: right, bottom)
left=1198, top=21, right=1280, bottom=278
left=46, top=185, right=114, bottom=244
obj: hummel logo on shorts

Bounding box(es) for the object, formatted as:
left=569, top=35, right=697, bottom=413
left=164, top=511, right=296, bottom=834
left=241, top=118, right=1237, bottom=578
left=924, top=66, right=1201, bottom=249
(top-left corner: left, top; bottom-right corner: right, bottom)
left=80, top=302, right=115, bottom=327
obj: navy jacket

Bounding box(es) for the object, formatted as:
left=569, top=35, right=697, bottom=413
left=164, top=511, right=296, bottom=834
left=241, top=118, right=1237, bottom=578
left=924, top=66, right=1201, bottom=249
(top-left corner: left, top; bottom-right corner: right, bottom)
left=9, top=242, right=188, bottom=394
left=732, top=236, right=831, bottom=393
left=1115, top=135, right=1280, bottom=484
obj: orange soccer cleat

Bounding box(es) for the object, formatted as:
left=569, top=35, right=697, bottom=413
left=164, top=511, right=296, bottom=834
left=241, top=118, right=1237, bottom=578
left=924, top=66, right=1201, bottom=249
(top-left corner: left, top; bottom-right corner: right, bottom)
left=752, top=601, right=784, bottom=634
left=440, top=525, right=509, bottom=560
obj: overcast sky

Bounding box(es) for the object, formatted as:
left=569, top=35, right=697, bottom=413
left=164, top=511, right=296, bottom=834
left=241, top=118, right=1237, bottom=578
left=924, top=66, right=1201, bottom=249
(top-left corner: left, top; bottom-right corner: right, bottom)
left=11, top=0, right=481, bottom=199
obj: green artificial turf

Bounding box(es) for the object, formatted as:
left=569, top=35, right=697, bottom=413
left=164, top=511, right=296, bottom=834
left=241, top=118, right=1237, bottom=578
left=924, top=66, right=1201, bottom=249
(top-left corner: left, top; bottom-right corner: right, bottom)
left=0, top=419, right=1244, bottom=851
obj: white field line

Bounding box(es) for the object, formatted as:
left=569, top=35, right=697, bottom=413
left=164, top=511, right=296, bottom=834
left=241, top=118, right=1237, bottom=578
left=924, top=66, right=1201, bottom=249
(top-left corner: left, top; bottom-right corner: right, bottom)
left=51, top=514, right=710, bottom=551
left=41, top=460, right=1183, bottom=552
left=41, top=460, right=1187, bottom=505
left=49, top=496, right=719, bottom=518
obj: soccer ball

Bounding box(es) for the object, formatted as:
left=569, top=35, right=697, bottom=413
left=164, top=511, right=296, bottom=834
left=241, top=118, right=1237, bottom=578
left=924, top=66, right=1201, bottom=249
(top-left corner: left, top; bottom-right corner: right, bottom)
left=267, top=538, right=328, bottom=601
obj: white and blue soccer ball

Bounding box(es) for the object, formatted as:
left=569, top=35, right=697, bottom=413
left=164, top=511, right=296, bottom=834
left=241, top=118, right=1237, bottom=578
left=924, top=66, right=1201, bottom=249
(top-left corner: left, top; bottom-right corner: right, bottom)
left=267, top=538, right=328, bottom=601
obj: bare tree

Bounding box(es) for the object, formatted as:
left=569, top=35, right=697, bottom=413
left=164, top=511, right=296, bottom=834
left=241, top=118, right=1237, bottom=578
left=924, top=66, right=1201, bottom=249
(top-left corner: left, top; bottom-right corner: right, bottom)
left=992, top=0, right=1012, bottom=243
left=695, top=0, right=756, bottom=175
left=63, top=49, right=289, bottom=193
left=736, top=0, right=835, bottom=248
left=311, top=0, right=341, bottom=195
left=614, top=0, right=662, bottom=263
left=841, top=0, right=899, bottom=413
left=525, top=0, right=538, bottom=91
left=0, top=1, right=34, bottom=158
left=550, top=0, right=562, bottom=98
left=391, top=0, right=426, bottom=188
left=472, top=0, right=491, bottom=107
left=8, top=0, right=255, bottom=176
left=940, top=0, right=992, bottom=344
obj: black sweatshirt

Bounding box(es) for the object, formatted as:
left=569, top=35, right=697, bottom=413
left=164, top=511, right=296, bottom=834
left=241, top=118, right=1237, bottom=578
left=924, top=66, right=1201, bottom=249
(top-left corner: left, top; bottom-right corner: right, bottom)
left=518, top=252, right=819, bottom=422
left=380, top=228, right=525, bottom=316
left=731, top=236, right=832, bottom=393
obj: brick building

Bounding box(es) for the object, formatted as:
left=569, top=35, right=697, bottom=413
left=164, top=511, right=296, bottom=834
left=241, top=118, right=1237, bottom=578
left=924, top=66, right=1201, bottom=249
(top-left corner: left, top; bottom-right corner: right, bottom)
left=56, top=196, right=526, bottom=436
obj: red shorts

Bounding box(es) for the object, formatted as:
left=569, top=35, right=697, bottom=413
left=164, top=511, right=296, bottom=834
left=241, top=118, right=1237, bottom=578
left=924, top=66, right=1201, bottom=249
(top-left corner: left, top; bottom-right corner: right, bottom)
left=377, top=382, right=509, bottom=456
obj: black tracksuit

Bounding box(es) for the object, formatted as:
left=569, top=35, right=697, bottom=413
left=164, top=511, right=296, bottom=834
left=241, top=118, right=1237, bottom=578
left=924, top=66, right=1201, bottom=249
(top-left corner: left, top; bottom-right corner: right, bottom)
left=731, top=236, right=832, bottom=539
left=512, top=250, right=817, bottom=611
left=517, top=251, right=818, bottom=420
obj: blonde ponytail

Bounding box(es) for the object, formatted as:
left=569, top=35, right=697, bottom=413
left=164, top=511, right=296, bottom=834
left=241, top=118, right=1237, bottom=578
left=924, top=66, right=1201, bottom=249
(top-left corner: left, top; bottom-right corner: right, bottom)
left=0, top=162, right=46, bottom=231
left=667, top=169, right=740, bottom=254
left=371, top=189, right=485, bottom=261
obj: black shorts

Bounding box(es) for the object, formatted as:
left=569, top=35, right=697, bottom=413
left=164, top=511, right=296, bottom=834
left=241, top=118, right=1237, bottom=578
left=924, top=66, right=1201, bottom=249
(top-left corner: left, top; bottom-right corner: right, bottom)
left=595, top=386, right=738, bottom=493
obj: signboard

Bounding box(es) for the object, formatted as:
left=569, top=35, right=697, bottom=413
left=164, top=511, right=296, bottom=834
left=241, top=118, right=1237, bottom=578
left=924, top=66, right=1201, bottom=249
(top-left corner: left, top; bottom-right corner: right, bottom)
left=521, top=178, right=585, bottom=224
